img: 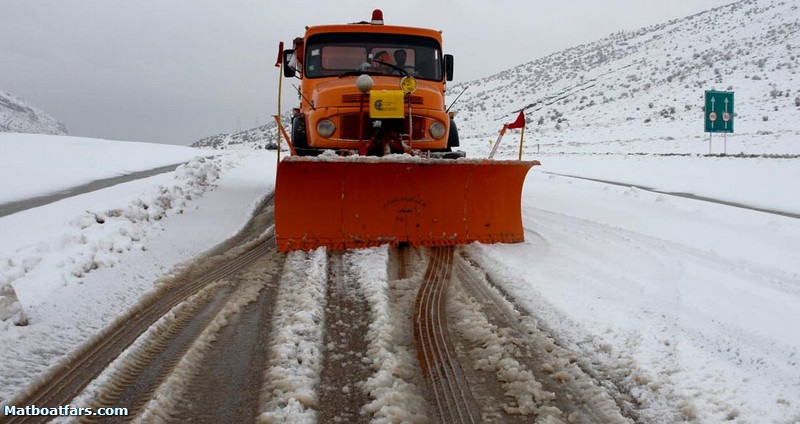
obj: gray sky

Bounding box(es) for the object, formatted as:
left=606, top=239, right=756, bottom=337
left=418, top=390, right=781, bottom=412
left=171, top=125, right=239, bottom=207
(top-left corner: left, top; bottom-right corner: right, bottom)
left=1, top=0, right=734, bottom=145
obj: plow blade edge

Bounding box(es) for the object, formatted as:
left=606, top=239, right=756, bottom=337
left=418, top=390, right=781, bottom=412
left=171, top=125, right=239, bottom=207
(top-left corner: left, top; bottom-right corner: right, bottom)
left=274, top=159, right=535, bottom=251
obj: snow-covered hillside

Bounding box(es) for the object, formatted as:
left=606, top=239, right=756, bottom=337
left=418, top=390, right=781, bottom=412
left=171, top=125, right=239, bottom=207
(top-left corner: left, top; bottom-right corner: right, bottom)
left=0, top=90, right=68, bottom=136
left=192, top=122, right=282, bottom=150
left=452, top=0, right=799, bottom=152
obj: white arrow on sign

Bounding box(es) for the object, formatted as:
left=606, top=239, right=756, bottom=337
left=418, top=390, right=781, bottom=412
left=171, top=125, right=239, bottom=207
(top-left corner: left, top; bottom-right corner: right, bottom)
left=724, top=97, right=729, bottom=129
left=710, top=97, right=716, bottom=129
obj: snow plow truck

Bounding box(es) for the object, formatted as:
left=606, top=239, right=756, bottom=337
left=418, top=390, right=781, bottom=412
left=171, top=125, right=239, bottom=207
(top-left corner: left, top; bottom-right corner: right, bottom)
left=274, top=10, right=536, bottom=251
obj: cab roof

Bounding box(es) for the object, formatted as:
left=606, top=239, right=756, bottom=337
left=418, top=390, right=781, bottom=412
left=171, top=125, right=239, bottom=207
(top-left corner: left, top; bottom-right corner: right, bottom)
left=303, top=24, right=443, bottom=43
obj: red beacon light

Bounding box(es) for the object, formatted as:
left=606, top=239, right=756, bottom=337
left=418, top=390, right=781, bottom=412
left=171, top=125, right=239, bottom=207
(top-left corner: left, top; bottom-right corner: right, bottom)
left=371, top=9, right=384, bottom=25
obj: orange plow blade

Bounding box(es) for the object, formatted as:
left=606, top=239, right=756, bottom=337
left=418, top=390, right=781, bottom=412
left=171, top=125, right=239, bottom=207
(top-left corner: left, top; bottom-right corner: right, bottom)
left=274, top=158, right=536, bottom=251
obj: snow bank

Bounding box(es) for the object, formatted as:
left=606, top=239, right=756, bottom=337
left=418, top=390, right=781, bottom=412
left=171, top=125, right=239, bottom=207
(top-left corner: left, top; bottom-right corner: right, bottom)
left=0, top=150, right=274, bottom=405
left=284, top=150, right=522, bottom=165
left=0, top=157, right=222, bottom=325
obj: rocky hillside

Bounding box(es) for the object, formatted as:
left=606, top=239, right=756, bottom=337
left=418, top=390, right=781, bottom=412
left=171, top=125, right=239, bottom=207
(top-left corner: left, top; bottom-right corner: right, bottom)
left=0, top=90, right=68, bottom=135
left=451, top=0, right=799, bottom=152
left=193, top=0, right=799, bottom=154
left=192, top=121, right=281, bottom=150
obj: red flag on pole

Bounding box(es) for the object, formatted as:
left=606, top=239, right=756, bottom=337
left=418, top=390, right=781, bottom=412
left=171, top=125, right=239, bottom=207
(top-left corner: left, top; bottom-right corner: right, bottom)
left=507, top=110, right=525, bottom=129
left=275, top=41, right=284, bottom=68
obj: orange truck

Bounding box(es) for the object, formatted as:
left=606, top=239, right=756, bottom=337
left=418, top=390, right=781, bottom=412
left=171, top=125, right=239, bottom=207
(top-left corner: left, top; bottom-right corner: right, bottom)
left=282, top=9, right=459, bottom=157
left=274, top=10, right=535, bottom=251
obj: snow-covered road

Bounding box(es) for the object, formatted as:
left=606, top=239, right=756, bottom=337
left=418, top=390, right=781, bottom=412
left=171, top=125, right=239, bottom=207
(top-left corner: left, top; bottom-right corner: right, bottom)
left=473, top=172, right=800, bottom=422
left=1, top=132, right=798, bottom=422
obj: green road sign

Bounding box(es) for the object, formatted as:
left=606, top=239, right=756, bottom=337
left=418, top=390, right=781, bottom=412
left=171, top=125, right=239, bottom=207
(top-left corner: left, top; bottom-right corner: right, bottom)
left=705, top=90, right=734, bottom=133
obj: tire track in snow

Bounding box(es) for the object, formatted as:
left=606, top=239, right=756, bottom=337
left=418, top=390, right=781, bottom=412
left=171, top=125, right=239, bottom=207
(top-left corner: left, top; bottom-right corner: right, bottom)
left=317, top=251, right=373, bottom=424
left=451, top=250, right=633, bottom=423
left=73, top=236, right=281, bottom=422
left=414, top=246, right=481, bottom=424
left=135, top=253, right=285, bottom=422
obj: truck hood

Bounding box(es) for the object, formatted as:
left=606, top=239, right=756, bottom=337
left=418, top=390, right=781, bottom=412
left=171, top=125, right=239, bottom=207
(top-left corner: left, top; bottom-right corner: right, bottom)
left=310, top=77, right=444, bottom=110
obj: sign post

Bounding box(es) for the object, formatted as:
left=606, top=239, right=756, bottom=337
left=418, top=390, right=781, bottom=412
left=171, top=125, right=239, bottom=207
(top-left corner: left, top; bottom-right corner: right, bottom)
left=704, top=90, right=734, bottom=154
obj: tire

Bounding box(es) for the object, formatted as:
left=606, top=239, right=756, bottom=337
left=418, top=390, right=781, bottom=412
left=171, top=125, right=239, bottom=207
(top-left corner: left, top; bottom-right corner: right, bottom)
left=291, top=116, right=315, bottom=156
left=291, top=116, right=308, bottom=149
left=447, top=119, right=460, bottom=148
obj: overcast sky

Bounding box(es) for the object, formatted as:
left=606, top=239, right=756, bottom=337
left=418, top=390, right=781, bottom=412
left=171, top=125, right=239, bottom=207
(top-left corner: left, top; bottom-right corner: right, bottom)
left=1, top=0, right=735, bottom=145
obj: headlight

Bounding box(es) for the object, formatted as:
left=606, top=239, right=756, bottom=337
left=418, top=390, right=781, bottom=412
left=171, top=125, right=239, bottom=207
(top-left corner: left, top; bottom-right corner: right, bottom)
left=356, top=74, right=374, bottom=93
left=317, top=119, right=336, bottom=138
left=429, top=122, right=446, bottom=139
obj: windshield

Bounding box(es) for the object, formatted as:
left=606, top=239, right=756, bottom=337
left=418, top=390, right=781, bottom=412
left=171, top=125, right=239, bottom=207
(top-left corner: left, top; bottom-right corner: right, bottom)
left=305, top=32, right=443, bottom=80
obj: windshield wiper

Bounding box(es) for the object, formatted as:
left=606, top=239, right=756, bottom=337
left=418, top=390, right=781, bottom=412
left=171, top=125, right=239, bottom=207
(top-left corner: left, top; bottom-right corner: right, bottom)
left=338, top=58, right=408, bottom=78
left=338, top=70, right=378, bottom=78
left=372, top=59, right=409, bottom=77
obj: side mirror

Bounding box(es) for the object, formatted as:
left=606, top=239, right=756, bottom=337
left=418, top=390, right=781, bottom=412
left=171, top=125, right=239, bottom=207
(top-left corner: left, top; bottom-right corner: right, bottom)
left=283, top=50, right=296, bottom=78
left=444, top=54, right=454, bottom=81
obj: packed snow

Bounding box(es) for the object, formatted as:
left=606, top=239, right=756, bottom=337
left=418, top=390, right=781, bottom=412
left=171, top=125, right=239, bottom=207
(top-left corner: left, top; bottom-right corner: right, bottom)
left=351, top=247, right=431, bottom=423
left=260, top=248, right=328, bottom=423
left=0, top=128, right=797, bottom=422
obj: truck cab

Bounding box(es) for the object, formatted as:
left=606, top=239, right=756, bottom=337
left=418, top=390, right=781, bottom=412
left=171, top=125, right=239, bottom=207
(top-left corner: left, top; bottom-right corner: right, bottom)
left=282, top=10, right=458, bottom=156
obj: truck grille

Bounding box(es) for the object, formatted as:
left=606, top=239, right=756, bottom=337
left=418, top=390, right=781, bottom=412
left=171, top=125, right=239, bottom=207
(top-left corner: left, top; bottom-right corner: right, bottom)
left=339, top=114, right=427, bottom=141
left=341, top=94, right=423, bottom=105
left=339, top=115, right=371, bottom=140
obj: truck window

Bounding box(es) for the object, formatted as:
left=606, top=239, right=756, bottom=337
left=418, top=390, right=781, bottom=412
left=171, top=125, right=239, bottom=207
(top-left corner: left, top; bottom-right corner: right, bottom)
left=305, top=33, right=442, bottom=81
left=320, top=46, right=367, bottom=70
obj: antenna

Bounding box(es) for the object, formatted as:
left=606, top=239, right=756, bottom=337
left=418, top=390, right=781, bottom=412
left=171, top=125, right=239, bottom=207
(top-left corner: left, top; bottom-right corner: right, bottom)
left=293, top=84, right=316, bottom=110
left=446, top=86, right=468, bottom=113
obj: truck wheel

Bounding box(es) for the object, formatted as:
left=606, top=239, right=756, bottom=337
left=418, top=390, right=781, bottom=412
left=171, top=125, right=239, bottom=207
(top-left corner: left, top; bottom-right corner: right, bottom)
left=447, top=119, right=460, bottom=148
left=291, top=116, right=308, bottom=150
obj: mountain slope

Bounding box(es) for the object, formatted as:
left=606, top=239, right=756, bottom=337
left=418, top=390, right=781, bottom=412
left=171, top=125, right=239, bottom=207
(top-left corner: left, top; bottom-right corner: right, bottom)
left=451, top=0, right=799, bottom=152
left=0, top=90, right=68, bottom=136
left=191, top=119, right=284, bottom=150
